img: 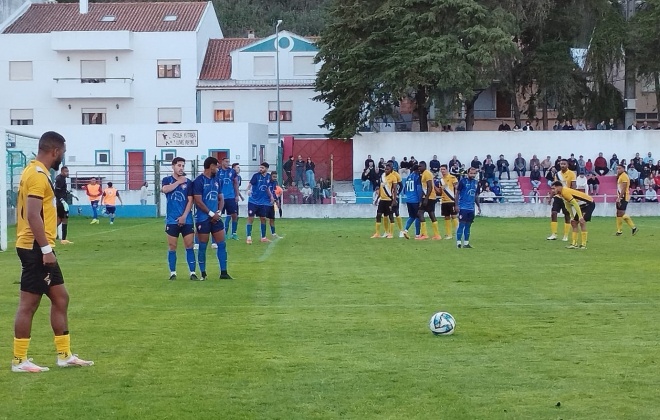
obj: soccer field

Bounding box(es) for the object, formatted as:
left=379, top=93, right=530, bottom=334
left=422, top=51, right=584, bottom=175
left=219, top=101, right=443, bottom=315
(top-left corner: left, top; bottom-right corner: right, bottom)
left=0, top=216, right=659, bottom=419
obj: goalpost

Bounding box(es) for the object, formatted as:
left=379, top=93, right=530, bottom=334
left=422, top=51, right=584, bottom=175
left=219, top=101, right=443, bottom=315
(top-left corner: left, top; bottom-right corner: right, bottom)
left=1, top=128, right=41, bottom=252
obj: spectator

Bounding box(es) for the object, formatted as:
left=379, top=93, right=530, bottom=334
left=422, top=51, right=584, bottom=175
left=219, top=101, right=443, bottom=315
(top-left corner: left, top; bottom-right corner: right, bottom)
left=498, top=121, right=511, bottom=131
left=587, top=173, right=600, bottom=195
left=546, top=166, right=558, bottom=187
left=470, top=156, right=482, bottom=170
left=483, top=158, right=496, bottom=186
left=645, top=186, right=658, bottom=202
left=480, top=185, right=496, bottom=203
left=554, top=156, right=562, bottom=171
left=567, top=154, right=578, bottom=172
left=577, top=155, right=586, bottom=175
left=529, top=165, right=542, bottom=188
left=361, top=163, right=377, bottom=191
left=552, top=121, right=561, bottom=131
left=641, top=121, right=652, bottom=130
left=628, top=121, right=638, bottom=130
left=627, top=164, right=640, bottom=189
left=482, top=154, right=492, bottom=167
left=631, top=185, right=644, bottom=202
left=632, top=152, right=643, bottom=172
left=643, top=174, right=654, bottom=190
left=305, top=157, right=316, bottom=188
left=575, top=119, right=587, bottom=131
left=522, top=121, right=534, bottom=131
left=562, top=121, right=574, bottom=130
left=490, top=181, right=502, bottom=203
left=377, top=157, right=386, bottom=176
left=514, top=153, right=527, bottom=177
left=429, top=155, right=441, bottom=174
left=449, top=162, right=461, bottom=177
left=609, top=154, right=619, bottom=173
left=301, top=183, right=313, bottom=204
left=140, top=181, right=148, bottom=205
left=606, top=118, right=616, bottom=130
left=596, top=120, right=606, bottom=130
left=585, top=159, right=593, bottom=175
left=594, top=152, right=609, bottom=176
left=390, top=156, right=399, bottom=172
left=529, top=155, right=540, bottom=171
left=576, top=173, right=588, bottom=193
left=448, top=155, right=461, bottom=169
left=295, top=155, right=305, bottom=187
left=512, top=124, right=522, bottom=132
left=655, top=171, right=660, bottom=190
left=540, top=155, right=552, bottom=176
left=409, top=156, right=418, bottom=166
left=283, top=155, right=294, bottom=187
left=643, top=152, right=654, bottom=165
left=528, top=187, right=540, bottom=203
left=399, top=158, right=410, bottom=178
left=364, top=154, right=374, bottom=169
left=318, top=178, right=332, bottom=200
left=497, top=155, right=510, bottom=180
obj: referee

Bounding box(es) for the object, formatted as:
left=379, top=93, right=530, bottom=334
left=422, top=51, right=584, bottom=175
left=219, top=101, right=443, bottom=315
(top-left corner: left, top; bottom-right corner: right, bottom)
left=12, top=131, right=93, bottom=373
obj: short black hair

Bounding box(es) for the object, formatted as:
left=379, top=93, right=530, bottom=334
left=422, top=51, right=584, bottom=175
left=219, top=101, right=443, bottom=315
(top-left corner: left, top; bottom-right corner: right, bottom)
left=411, top=164, right=419, bottom=171
left=172, top=157, right=185, bottom=166
left=552, top=181, right=563, bottom=187
left=204, top=156, right=219, bottom=169
left=61, top=166, right=68, bottom=171
left=107, top=182, right=113, bottom=187
left=38, top=131, right=65, bottom=152
left=261, top=162, right=270, bottom=169
left=440, top=164, right=448, bottom=169
left=271, top=170, right=278, bottom=175
left=231, top=163, right=239, bottom=169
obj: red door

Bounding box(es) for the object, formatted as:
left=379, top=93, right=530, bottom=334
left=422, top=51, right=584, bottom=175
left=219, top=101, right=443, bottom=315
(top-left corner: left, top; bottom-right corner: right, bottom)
left=211, top=150, right=228, bottom=161
left=127, top=151, right=145, bottom=190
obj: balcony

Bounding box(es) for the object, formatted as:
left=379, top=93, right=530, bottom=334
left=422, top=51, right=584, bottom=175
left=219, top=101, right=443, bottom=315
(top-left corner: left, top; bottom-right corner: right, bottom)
left=52, top=78, right=134, bottom=99
left=51, top=31, right=133, bottom=51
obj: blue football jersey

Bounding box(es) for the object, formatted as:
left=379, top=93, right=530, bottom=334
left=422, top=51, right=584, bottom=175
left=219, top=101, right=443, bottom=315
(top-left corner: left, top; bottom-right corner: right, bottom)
left=403, top=172, right=422, bottom=204
left=248, top=172, right=272, bottom=205
left=217, top=167, right=237, bottom=199
left=162, top=176, right=193, bottom=225
left=192, top=173, right=221, bottom=222
left=457, top=177, right=478, bottom=211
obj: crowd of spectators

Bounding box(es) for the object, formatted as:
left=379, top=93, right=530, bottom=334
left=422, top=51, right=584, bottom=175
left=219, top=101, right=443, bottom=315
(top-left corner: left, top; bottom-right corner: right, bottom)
left=496, top=118, right=660, bottom=131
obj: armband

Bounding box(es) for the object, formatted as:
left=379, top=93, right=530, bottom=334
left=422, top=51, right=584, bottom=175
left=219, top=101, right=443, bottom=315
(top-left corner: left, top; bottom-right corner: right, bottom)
left=208, top=210, right=216, bottom=217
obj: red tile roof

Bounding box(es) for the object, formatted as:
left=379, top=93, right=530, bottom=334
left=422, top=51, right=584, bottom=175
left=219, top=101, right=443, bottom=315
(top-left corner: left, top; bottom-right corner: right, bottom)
left=2, top=2, right=209, bottom=34
left=199, top=38, right=257, bottom=80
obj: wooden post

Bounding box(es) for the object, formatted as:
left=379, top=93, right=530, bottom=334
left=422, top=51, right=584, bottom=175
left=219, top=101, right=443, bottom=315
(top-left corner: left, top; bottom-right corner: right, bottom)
left=330, top=154, right=334, bottom=205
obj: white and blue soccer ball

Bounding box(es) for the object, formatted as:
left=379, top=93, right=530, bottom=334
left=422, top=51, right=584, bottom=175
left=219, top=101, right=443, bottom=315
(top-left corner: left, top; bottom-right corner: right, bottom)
left=429, top=311, right=456, bottom=336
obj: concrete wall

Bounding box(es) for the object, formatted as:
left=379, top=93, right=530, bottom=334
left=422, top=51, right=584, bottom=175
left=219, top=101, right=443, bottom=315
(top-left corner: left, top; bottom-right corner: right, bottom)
left=352, top=131, right=660, bottom=179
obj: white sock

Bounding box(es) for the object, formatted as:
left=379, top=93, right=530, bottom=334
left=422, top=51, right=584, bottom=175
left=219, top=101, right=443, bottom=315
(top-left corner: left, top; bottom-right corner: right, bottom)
left=464, top=241, right=469, bottom=245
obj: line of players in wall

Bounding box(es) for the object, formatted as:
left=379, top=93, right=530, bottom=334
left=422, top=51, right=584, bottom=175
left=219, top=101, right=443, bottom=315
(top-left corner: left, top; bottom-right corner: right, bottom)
left=162, top=156, right=282, bottom=281
left=371, top=158, right=638, bottom=249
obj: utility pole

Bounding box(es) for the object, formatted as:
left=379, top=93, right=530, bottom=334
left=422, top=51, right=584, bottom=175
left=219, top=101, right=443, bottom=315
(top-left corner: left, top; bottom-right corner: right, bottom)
left=623, top=0, right=637, bottom=130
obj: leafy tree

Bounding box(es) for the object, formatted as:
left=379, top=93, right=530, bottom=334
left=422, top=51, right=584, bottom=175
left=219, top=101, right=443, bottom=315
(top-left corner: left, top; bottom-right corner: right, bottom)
left=314, top=0, right=517, bottom=137
left=628, top=0, right=660, bottom=115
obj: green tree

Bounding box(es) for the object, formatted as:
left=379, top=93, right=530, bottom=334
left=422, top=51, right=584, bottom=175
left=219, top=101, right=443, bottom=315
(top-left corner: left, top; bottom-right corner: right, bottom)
left=314, top=0, right=517, bottom=137
left=628, top=0, right=660, bottom=115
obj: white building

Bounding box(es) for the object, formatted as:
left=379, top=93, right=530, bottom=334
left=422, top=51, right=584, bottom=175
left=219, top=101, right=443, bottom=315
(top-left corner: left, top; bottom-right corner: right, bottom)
left=0, top=0, right=222, bottom=126
left=197, top=32, right=330, bottom=137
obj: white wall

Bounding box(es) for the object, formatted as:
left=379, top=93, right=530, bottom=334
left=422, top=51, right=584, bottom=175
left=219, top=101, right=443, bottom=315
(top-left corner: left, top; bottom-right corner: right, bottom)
left=352, top=131, right=660, bottom=179
left=195, top=3, right=223, bottom=76
left=199, top=87, right=328, bottom=135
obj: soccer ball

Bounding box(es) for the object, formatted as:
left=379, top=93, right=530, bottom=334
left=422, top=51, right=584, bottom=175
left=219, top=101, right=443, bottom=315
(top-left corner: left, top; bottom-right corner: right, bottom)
left=429, top=312, right=456, bottom=336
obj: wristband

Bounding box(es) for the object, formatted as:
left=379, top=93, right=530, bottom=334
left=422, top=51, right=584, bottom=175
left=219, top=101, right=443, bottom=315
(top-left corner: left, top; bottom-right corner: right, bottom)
left=40, top=245, right=53, bottom=254
left=208, top=210, right=216, bottom=217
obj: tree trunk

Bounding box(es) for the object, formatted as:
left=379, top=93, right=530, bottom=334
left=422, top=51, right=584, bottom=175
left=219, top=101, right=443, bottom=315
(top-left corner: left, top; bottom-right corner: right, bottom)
left=542, top=89, right=548, bottom=131
left=511, top=90, right=521, bottom=128
left=464, top=90, right=483, bottom=131
left=416, top=86, right=429, bottom=132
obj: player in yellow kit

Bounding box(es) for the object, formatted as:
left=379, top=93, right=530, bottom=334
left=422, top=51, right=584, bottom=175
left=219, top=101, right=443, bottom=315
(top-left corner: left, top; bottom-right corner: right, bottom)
left=615, top=164, right=638, bottom=236
left=551, top=181, right=595, bottom=249
left=416, top=161, right=441, bottom=240
left=437, top=164, right=458, bottom=239
left=547, top=159, right=575, bottom=241
left=372, top=163, right=398, bottom=238
left=100, top=182, right=123, bottom=225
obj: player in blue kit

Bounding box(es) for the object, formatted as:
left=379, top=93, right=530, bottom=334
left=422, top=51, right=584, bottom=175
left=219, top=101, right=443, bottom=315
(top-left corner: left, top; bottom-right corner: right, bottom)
left=217, top=157, right=241, bottom=240
left=161, top=157, right=197, bottom=281
left=455, top=167, right=481, bottom=249
left=245, top=162, right=274, bottom=244
left=401, top=164, right=422, bottom=239
left=192, top=157, right=232, bottom=280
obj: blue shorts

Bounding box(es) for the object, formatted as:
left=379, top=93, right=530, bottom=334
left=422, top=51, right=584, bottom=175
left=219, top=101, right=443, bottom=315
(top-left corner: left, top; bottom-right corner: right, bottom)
left=223, top=199, right=238, bottom=215
left=458, top=209, right=475, bottom=224
left=165, top=224, right=195, bottom=238
left=196, top=218, right=225, bottom=234
left=406, top=202, right=419, bottom=218
left=247, top=202, right=269, bottom=218
left=106, top=206, right=116, bottom=215
left=266, top=205, right=276, bottom=220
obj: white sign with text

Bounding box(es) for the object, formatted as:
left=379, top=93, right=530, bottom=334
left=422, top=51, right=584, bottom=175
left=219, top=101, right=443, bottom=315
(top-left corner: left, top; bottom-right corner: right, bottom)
left=156, top=130, right=199, bottom=147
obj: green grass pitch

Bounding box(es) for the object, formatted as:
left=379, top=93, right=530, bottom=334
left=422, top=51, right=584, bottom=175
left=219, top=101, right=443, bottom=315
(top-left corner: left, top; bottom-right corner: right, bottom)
left=0, top=216, right=659, bottom=419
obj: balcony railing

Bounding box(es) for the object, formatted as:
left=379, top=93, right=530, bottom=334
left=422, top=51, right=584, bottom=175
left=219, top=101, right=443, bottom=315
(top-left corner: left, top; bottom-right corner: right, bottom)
left=52, top=78, right=134, bottom=99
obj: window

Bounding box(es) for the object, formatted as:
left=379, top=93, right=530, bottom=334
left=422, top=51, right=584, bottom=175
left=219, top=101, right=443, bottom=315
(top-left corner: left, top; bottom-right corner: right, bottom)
left=213, top=101, right=234, bottom=122
left=253, top=56, right=275, bottom=76
left=636, top=112, right=658, bottom=121
left=268, top=101, right=292, bottom=122
left=251, top=144, right=257, bottom=161
left=95, top=150, right=110, bottom=165
left=158, top=107, right=182, bottom=124
left=9, top=61, right=32, bottom=81
left=293, top=56, right=316, bottom=76
left=158, top=60, right=181, bottom=78
left=99, top=15, right=116, bottom=22
left=10, top=109, right=33, bottom=125
left=163, top=15, right=177, bottom=21
left=82, top=108, right=107, bottom=125
left=81, top=60, right=106, bottom=83
left=161, top=149, right=176, bottom=164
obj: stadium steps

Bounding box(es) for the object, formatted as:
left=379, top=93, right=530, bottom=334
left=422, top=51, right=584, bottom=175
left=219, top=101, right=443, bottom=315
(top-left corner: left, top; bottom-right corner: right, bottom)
left=518, top=174, right=620, bottom=203
left=497, top=179, right=525, bottom=203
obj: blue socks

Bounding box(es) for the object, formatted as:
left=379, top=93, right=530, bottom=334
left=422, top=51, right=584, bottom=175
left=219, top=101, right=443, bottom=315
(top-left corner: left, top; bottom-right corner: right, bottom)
left=232, top=220, right=238, bottom=235
left=457, top=222, right=465, bottom=242
left=198, top=242, right=208, bottom=272
left=270, top=224, right=276, bottom=235
left=260, top=223, right=266, bottom=238
left=225, top=216, right=231, bottom=234
left=216, top=241, right=227, bottom=271
left=167, top=250, right=176, bottom=272
left=246, top=224, right=253, bottom=237
left=186, top=248, right=196, bottom=272
left=464, top=223, right=471, bottom=241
